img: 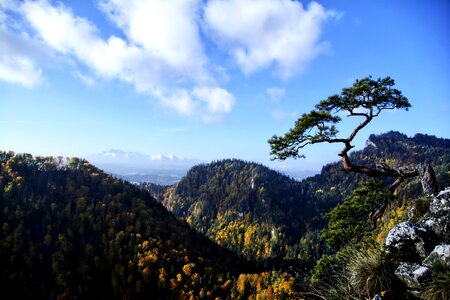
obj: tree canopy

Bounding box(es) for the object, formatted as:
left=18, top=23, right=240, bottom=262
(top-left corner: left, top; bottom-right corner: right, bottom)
left=320, top=179, right=392, bottom=249
left=269, top=76, right=410, bottom=157
left=269, top=76, right=418, bottom=193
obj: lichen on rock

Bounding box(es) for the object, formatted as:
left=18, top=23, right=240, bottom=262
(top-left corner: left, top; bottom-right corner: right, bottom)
left=384, top=187, right=450, bottom=297
left=394, top=262, right=430, bottom=289
left=385, top=221, right=430, bottom=261
left=420, top=187, right=450, bottom=243
left=422, top=244, right=450, bottom=268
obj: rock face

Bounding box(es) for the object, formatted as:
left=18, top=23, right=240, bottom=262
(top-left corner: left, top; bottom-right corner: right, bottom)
left=385, top=221, right=431, bottom=261
left=384, top=187, right=450, bottom=296
left=394, top=262, right=430, bottom=289
left=420, top=187, right=450, bottom=243
left=431, top=187, right=450, bottom=209
left=417, top=163, right=439, bottom=196
left=423, top=244, right=450, bottom=268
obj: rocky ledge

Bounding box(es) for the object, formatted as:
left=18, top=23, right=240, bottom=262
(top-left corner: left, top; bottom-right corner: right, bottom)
left=384, top=187, right=450, bottom=295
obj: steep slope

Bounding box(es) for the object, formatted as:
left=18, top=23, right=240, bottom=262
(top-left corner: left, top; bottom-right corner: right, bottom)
left=144, top=160, right=325, bottom=264
left=0, top=152, right=260, bottom=299
left=164, top=160, right=313, bottom=262
left=146, top=132, right=450, bottom=263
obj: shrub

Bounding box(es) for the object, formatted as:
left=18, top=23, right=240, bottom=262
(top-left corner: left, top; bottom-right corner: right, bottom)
left=310, top=254, right=342, bottom=284
left=321, top=180, right=393, bottom=249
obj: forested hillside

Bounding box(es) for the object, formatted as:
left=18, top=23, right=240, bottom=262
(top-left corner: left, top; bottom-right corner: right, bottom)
left=1, top=131, right=449, bottom=299
left=302, top=131, right=450, bottom=213
left=0, top=151, right=298, bottom=299
left=155, top=159, right=314, bottom=262
left=144, top=132, right=450, bottom=264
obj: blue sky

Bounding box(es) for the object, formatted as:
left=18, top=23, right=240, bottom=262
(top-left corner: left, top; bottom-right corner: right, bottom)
left=1, top=0, right=449, bottom=171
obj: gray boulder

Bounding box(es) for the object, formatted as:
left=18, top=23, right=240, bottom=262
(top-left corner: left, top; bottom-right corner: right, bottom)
left=423, top=244, right=450, bottom=267
left=429, top=187, right=450, bottom=214
left=384, top=187, right=450, bottom=296
left=394, top=262, right=430, bottom=289
left=420, top=187, right=450, bottom=243
left=385, top=221, right=430, bottom=261
left=420, top=215, right=450, bottom=243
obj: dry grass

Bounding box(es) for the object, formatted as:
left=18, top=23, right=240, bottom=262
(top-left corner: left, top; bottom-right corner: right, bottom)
left=304, top=245, right=395, bottom=299
left=346, top=246, right=393, bottom=298
left=302, top=274, right=361, bottom=300
left=421, top=261, right=450, bottom=300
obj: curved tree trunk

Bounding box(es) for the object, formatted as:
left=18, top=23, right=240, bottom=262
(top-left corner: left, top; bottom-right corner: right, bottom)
left=339, top=145, right=438, bottom=229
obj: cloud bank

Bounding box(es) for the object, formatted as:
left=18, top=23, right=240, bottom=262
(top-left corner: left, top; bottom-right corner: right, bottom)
left=204, top=0, right=337, bottom=78
left=0, top=0, right=337, bottom=121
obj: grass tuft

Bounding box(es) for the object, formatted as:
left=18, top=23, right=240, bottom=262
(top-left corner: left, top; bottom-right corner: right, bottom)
left=421, top=261, right=450, bottom=300
left=346, top=246, right=394, bottom=297
left=303, top=245, right=397, bottom=299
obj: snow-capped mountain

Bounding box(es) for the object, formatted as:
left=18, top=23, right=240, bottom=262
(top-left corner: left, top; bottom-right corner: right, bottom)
left=85, top=150, right=204, bottom=184
left=87, top=149, right=201, bottom=165
left=150, top=153, right=183, bottom=161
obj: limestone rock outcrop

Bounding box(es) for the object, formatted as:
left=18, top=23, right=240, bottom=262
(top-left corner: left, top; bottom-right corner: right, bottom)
left=385, top=221, right=432, bottom=262
left=422, top=244, right=450, bottom=268
left=420, top=187, right=450, bottom=243
left=384, top=187, right=450, bottom=296
left=394, top=262, right=430, bottom=289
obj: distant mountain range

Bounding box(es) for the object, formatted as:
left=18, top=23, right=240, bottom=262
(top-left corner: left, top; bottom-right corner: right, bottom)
left=86, top=149, right=203, bottom=167
left=85, top=149, right=205, bottom=184
left=86, top=149, right=317, bottom=185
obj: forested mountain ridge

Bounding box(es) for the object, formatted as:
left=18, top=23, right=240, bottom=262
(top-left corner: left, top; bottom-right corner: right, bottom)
left=144, top=131, right=450, bottom=264
left=161, top=159, right=311, bottom=262
left=1, top=151, right=299, bottom=299
left=303, top=131, right=450, bottom=213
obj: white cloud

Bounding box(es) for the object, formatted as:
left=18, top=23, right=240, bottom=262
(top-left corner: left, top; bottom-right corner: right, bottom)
left=98, top=0, right=210, bottom=83
left=0, top=53, right=42, bottom=88
left=204, top=0, right=337, bottom=78
left=0, top=0, right=337, bottom=121
left=156, top=87, right=235, bottom=122
left=6, top=0, right=230, bottom=121
left=193, top=87, right=235, bottom=114
left=20, top=1, right=140, bottom=79
left=72, top=71, right=95, bottom=86
left=22, top=1, right=97, bottom=54
left=156, top=89, right=197, bottom=116
left=0, top=1, right=46, bottom=87
left=0, top=24, right=44, bottom=87
left=266, top=87, right=285, bottom=102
